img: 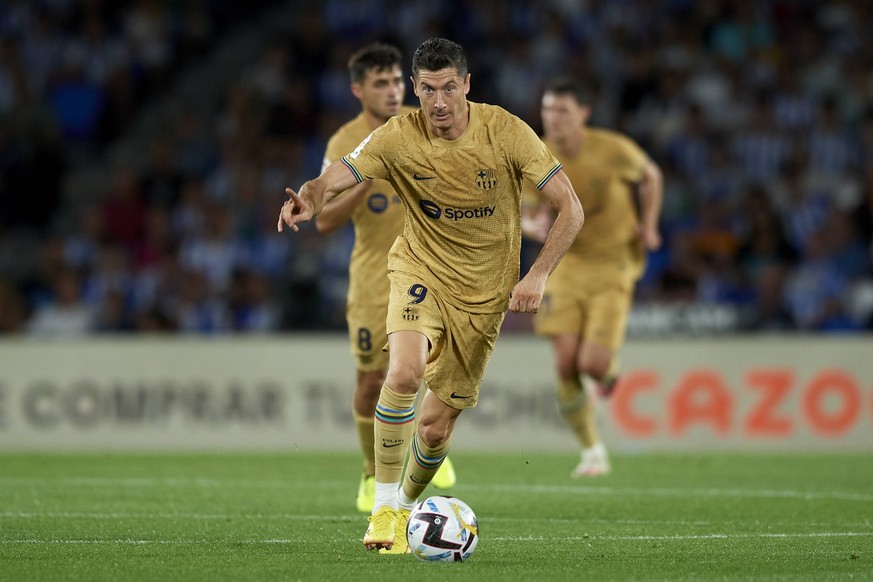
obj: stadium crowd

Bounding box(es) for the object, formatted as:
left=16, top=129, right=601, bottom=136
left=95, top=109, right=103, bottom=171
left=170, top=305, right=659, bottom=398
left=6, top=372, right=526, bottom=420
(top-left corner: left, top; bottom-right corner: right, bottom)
left=1, top=0, right=872, bottom=335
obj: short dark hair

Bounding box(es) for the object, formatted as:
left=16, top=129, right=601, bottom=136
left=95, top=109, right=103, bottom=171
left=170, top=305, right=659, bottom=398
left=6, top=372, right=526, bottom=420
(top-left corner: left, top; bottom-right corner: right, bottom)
left=411, top=38, right=467, bottom=79
left=544, top=77, right=588, bottom=105
left=348, top=43, right=403, bottom=84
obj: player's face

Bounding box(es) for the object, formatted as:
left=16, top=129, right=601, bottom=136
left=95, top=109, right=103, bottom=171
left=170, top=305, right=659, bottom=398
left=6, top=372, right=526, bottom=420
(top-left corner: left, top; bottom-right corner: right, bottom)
left=413, top=68, right=470, bottom=138
left=355, top=65, right=405, bottom=122
left=541, top=92, right=590, bottom=141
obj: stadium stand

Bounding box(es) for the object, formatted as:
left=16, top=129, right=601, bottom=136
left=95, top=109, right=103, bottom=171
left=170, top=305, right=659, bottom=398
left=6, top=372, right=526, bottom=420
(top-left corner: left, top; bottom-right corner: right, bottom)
left=0, top=0, right=871, bottom=335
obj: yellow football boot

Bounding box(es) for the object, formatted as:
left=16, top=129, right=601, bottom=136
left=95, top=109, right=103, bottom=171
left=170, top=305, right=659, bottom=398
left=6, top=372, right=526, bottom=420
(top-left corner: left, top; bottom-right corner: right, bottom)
left=356, top=473, right=375, bottom=513
left=379, top=508, right=411, bottom=555
left=363, top=506, right=397, bottom=550
left=431, top=456, right=457, bottom=489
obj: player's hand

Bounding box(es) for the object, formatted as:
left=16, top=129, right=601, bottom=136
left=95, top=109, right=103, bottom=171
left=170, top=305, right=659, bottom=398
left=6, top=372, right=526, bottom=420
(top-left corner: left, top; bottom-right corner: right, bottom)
left=509, top=274, right=546, bottom=314
left=278, top=187, right=314, bottom=232
left=637, top=224, right=662, bottom=251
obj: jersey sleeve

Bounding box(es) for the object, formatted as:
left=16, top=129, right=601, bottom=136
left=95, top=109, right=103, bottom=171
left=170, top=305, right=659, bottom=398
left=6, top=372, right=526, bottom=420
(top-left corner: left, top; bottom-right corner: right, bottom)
left=321, top=137, right=344, bottom=175
left=614, top=134, right=649, bottom=183
left=323, top=133, right=344, bottom=168
left=510, top=118, right=562, bottom=190
left=521, top=175, right=543, bottom=210
left=341, top=126, right=391, bottom=184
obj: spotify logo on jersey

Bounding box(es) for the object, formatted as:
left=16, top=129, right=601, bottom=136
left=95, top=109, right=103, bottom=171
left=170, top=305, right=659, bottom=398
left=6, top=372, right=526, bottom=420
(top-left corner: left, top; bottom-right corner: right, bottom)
left=419, top=200, right=495, bottom=221
left=420, top=200, right=442, bottom=219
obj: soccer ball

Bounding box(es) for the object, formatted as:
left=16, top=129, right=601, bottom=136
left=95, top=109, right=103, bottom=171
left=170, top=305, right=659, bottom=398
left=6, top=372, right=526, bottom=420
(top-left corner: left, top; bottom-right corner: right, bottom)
left=406, top=495, right=479, bottom=562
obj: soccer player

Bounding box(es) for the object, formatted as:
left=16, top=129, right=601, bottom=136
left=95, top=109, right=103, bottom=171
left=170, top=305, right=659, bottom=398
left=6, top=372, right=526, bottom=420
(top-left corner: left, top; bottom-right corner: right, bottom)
left=314, top=42, right=456, bottom=514
left=522, top=77, right=663, bottom=477
left=278, top=38, right=583, bottom=554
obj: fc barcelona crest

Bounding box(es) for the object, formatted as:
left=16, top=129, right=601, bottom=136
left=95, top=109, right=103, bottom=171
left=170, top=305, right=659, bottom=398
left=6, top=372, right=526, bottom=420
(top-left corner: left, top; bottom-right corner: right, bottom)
left=475, top=168, right=497, bottom=190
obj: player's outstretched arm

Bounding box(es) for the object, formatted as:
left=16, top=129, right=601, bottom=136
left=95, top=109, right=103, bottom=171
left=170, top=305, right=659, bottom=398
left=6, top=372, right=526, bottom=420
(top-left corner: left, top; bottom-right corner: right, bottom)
left=510, top=170, right=583, bottom=313
left=315, top=181, right=370, bottom=234
left=278, top=161, right=359, bottom=233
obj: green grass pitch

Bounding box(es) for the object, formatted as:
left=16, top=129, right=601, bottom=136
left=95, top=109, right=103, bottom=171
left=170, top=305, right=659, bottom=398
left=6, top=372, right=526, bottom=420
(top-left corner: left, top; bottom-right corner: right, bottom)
left=1, top=451, right=871, bottom=581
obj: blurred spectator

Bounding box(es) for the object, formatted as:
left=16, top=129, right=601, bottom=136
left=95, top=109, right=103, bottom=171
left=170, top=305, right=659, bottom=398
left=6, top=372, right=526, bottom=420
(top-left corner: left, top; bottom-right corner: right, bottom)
left=731, top=95, right=793, bottom=184
left=124, top=0, right=172, bottom=94
left=179, top=201, right=247, bottom=293
left=784, top=230, right=852, bottom=331
left=141, top=135, right=183, bottom=208
left=736, top=186, right=798, bottom=284
left=102, top=166, right=147, bottom=253
left=746, top=263, right=793, bottom=331
left=175, top=268, right=227, bottom=333
left=0, top=281, right=28, bottom=333
left=47, top=52, right=106, bottom=144
left=229, top=269, right=279, bottom=332
left=95, top=288, right=135, bottom=332
left=27, top=268, right=96, bottom=336
left=823, top=208, right=870, bottom=280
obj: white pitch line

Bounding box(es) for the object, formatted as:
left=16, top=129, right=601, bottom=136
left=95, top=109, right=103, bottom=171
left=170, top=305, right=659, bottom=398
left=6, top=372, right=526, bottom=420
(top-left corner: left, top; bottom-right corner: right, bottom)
left=463, top=483, right=873, bottom=502
left=2, top=476, right=871, bottom=502
left=2, top=512, right=869, bottom=531
left=1, top=531, right=871, bottom=545
left=0, top=477, right=293, bottom=488
left=0, top=511, right=357, bottom=521
left=492, top=532, right=873, bottom=541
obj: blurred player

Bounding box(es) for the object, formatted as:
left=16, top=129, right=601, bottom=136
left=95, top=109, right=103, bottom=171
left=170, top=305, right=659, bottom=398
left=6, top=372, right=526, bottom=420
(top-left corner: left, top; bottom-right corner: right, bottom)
left=522, top=77, right=663, bottom=477
left=314, top=42, right=455, bottom=514
left=279, top=38, right=583, bottom=554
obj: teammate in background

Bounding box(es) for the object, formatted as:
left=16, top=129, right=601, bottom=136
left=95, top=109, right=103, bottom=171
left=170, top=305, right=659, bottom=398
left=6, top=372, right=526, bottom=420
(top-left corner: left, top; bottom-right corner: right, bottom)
left=279, top=38, right=582, bottom=554
left=314, top=43, right=455, bottom=514
left=522, top=77, right=663, bottom=477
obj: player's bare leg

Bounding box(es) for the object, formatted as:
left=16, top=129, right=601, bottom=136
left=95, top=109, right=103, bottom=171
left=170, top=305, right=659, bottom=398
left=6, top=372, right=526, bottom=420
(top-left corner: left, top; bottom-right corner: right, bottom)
left=402, top=391, right=461, bottom=500
left=383, top=391, right=462, bottom=555
left=354, top=368, right=384, bottom=513
left=364, top=330, right=427, bottom=551
left=552, top=334, right=610, bottom=477
left=579, top=341, right=619, bottom=398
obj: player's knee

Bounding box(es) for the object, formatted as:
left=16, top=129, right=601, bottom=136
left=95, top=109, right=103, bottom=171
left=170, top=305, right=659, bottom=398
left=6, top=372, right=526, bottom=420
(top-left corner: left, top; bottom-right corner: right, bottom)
left=354, top=391, right=380, bottom=416
left=385, top=363, right=423, bottom=394
left=357, top=370, right=386, bottom=397
left=417, top=421, right=449, bottom=448
left=580, top=359, right=611, bottom=381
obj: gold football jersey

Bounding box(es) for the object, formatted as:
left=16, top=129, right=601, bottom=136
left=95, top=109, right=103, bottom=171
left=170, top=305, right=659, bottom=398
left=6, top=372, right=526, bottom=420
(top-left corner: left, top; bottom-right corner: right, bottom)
left=527, top=127, right=649, bottom=282
left=323, top=108, right=415, bottom=305
left=342, top=102, right=562, bottom=314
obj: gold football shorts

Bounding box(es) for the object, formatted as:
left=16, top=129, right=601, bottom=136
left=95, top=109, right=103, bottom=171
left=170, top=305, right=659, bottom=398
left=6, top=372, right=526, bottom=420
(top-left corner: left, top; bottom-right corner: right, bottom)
left=534, top=273, right=633, bottom=350
left=386, top=271, right=504, bottom=409
left=346, top=301, right=390, bottom=372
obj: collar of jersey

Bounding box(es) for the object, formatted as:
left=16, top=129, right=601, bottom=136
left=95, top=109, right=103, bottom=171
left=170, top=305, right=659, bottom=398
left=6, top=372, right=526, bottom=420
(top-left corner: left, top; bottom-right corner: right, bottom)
left=427, top=102, right=477, bottom=148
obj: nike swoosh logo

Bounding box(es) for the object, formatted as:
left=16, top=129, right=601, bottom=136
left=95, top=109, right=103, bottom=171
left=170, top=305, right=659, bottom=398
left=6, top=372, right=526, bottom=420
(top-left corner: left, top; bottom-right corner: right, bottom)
left=413, top=173, right=435, bottom=181
left=450, top=392, right=472, bottom=399
left=382, top=442, right=404, bottom=448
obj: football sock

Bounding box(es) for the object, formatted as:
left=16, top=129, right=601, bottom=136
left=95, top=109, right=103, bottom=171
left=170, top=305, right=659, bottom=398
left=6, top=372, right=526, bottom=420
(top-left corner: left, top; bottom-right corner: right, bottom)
left=402, top=433, right=451, bottom=502
left=373, top=385, right=417, bottom=484
left=604, top=357, right=620, bottom=383
left=398, top=488, right=417, bottom=511
left=353, top=410, right=376, bottom=476
left=373, top=481, right=400, bottom=511
left=557, top=377, right=599, bottom=448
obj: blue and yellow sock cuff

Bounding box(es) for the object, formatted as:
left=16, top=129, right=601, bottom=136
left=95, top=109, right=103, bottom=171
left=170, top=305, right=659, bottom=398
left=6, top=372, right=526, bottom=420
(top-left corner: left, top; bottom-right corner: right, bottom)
left=411, top=435, right=447, bottom=470
left=375, top=403, right=415, bottom=425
